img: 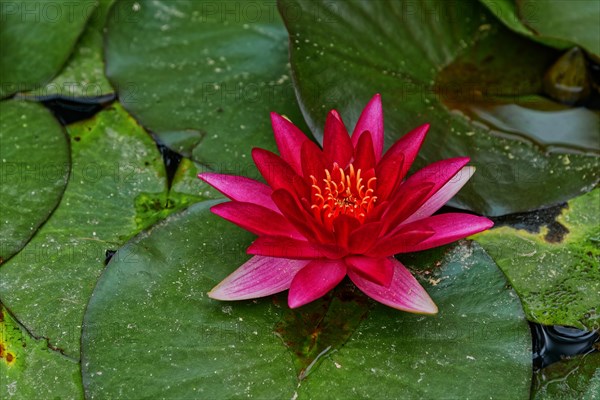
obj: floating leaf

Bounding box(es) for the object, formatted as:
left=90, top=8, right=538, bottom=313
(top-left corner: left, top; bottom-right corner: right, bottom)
left=23, top=0, right=116, bottom=99
left=296, top=242, right=532, bottom=398
left=0, top=303, right=83, bottom=400
left=532, top=353, right=600, bottom=399
left=0, top=103, right=167, bottom=357
left=0, top=100, right=69, bottom=262
left=479, top=0, right=600, bottom=57
left=475, top=189, right=600, bottom=330
left=82, top=201, right=297, bottom=399
left=81, top=197, right=531, bottom=399
left=274, top=282, right=371, bottom=380
left=104, top=0, right=307, bottom=174
left=0, top=0, right=96, bottom=98
left=281, top=0, right=599, bottom=215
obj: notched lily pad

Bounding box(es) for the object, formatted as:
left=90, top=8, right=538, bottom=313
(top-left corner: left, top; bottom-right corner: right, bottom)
left=274, top=282, right=371, bottom=380
left=0, top=100, right=69, bottom=262
left=103, top=0, right=308, bottom=174
left=532, top=353, right=600, bottom=400
left=295, top=241, right=532, bottom=399
left=0, top=103, right=168, bottom=357
left=0, top=0, right=97, bottom=98
left=0, top=303, right=83, bottom=400
left=81, top=193, right=531, bottom=399
left=479, top=0, right=600, bottom=58
left=282, top=0, right=599, bottom=215
left=21, top=0, right=116, bottom=99
left=475, top=189, right=600, bottom=330
left=81, top=201, right=297, bottom=399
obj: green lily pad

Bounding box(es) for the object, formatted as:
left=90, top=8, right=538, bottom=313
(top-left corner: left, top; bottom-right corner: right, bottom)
left=169, top=157, right=221, bottom=200
left=0, top=103, right=167, bottom=357
left=280, top=0, right=599, bottom=215
left=274, top=282, right=371, bottom=380
left=0, top=303, right=83, bottom=400
left=475, top=189, right=600, bottom=330
left=82, top=200, right=297, bottom=399
left=296, top=242, right=531, bottom=398
left=81, top=196, right=531, bottom=399
left=0, top=100, right=69, bottom=262
left=0, top=0, right=96, bottom=98
left=532, top=353, right=600, bottom=400
left=103, top=0, right=307, bottom=173
left=23, top=0, right=116, bottom=99
left=479, top=0, right=600, bottom=57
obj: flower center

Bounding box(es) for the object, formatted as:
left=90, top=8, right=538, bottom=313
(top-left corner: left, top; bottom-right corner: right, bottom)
left=310, top=163, right=377, bottom=228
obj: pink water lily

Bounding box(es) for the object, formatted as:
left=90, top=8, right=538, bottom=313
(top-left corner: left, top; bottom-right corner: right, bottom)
left=198, top=94, right=493, bottom=313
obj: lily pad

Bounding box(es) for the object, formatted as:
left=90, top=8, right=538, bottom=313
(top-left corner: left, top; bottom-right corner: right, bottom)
left=0, top=100, right=69, bottom=262
left=296, top=242, right=531, bottom=398
left=0, top=0, right=96, bottom=98
left=0, top=303, right=83, bottom=400
left=103, top=0, right=307, bottom=173
left=475, top=189, right=600, bottom=330
left=81, top=197, right=531, bottom=398
left=82, top=200, right=297, bottom=399
left=479, top=0, right=600, bottom=57
left=532, top=353, right=600, bottom=399
left=23, top=0, right=116, bottom=99
left=169, top=157, right=221, bottom=201
left=0, top=103, right=167, bottom=357
left=280, top=0, right=599, bottom=215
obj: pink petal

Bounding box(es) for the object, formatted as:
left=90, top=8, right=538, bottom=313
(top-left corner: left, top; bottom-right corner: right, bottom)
left=288, top=259, right=347, bottom=308
left=381, top=157, right=470, bottom=234
left=348, top=222, right=382, bottom=254
left=271, top=112, right=308, bottom=175
left=210, top=201, right=303, bottom=239
left=389, top=213, right=494, bottom=253
left=323, top=110, right=353, bottom=167
left=380, top=182, right=435, bottom=234
left=332, top=215, right=361, bottom=249
left=353, top=130, right=377, bottom=171
left=375, top=124, right=430, bottom=200
left=352, top=94, right=384, bottom=161
left=271, top=189, right=333, bottom=243
left=252, top=148, right=308, bottom=198
left=301, top=139, right=327, bottom=181
left=208, top=256, right=309, bottom=300
left=345, top=256, right=394, bottom=287
left=365, top=228, right=435, bottom=258
left=248, top=236, right=344, bottom=259
left=198, top=172, right=279, bottom=212
left=348, top=258, right=438, bottom=314
left=402, top=166, right=476, bottom=224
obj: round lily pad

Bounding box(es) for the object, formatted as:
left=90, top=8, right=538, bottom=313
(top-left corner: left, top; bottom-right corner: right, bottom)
left=475, top=189, right=600, bottom=330
left=0, top=103, right=167, bottom=357
left=0, top=100, right=69, bottom=262
left=0, top=0, right=96, bottom=98
left=23, top=0, right=116, bottom=99
left=280, top=0, right=599, bottom=215
left=479, top=0, right=600, bottom=58
left=81, top=198, right=531, bottom=398
left=103, top=0, right=308, bottom=174
left=0, top=303, right=83, bottom=400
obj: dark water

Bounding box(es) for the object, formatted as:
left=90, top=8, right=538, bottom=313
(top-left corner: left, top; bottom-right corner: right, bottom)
left=38, top=94, right=600, bottom=372
left=39, top=94, right=115, bottom=125
left=531, top=323, right=599, bottom=370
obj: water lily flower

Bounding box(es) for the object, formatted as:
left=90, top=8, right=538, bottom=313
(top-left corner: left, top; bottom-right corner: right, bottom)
left=198, top=94, right=493, bottom=313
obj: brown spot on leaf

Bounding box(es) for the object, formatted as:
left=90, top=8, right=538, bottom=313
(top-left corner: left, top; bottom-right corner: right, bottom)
left=544, top=221, right=570, bottom=243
